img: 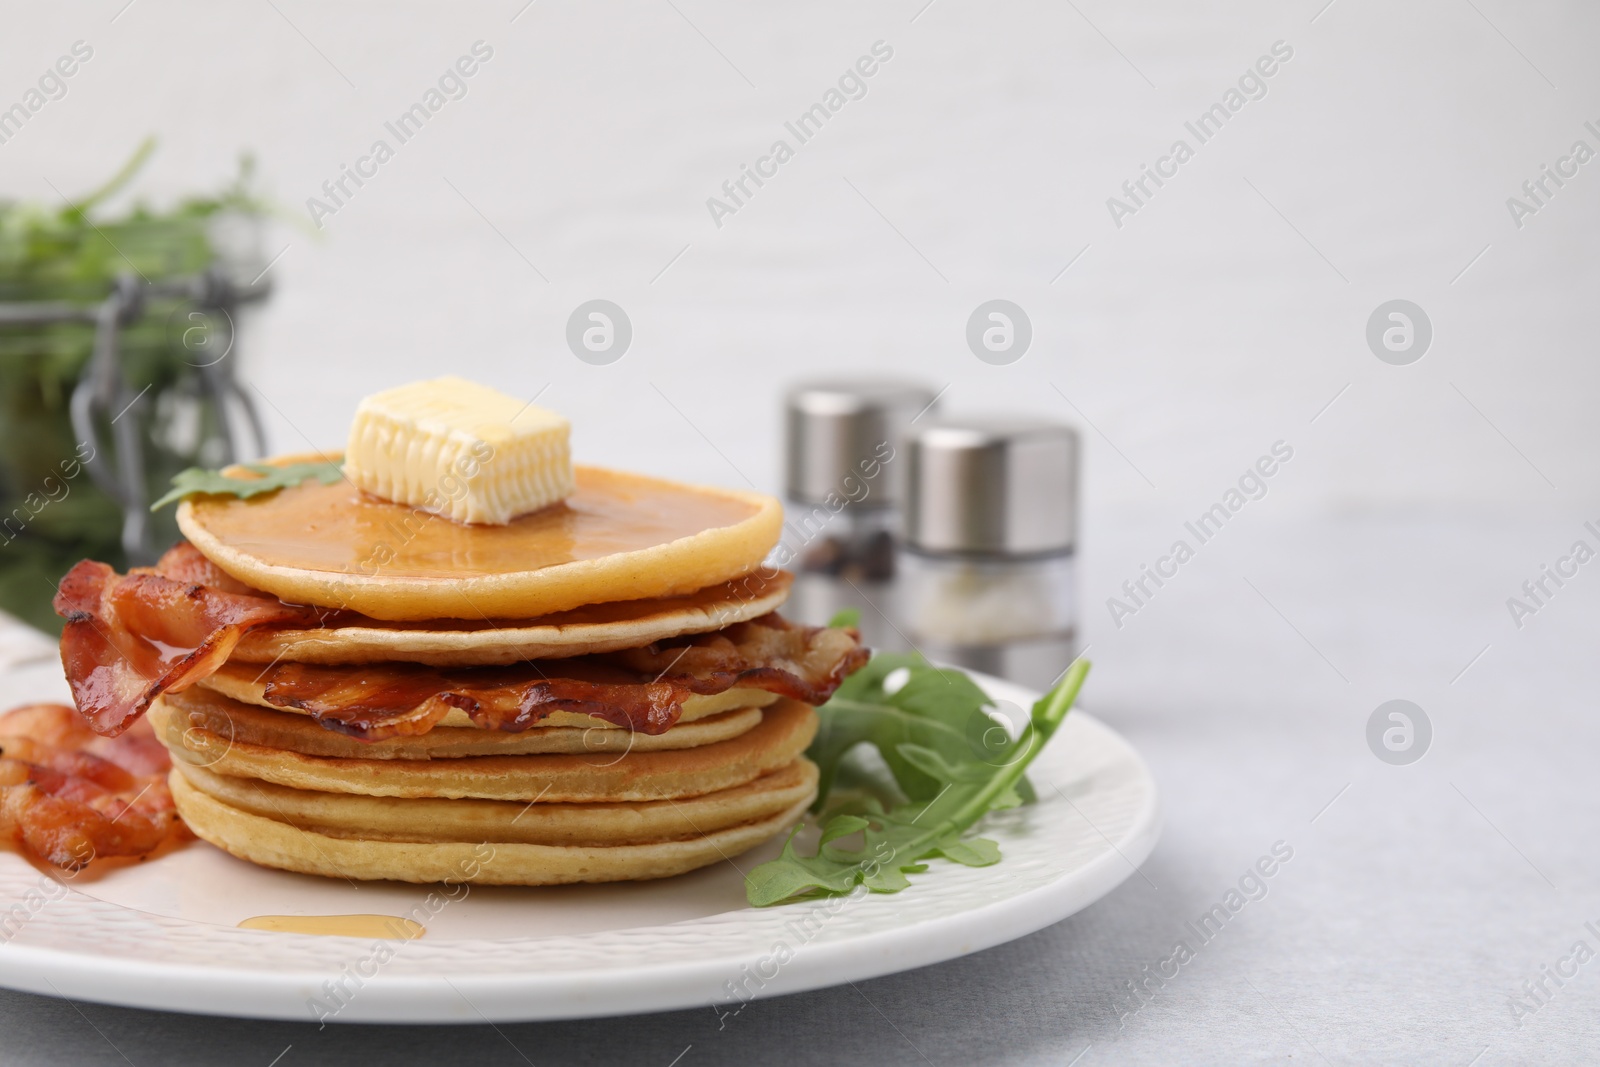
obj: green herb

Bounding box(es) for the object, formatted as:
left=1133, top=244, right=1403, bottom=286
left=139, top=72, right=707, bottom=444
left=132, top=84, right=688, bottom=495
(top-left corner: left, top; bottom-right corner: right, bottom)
left=744, top=657, right=1088, bottom=907
left=150, top=460, right=343, bottom=510
left=826, top=607, right=862, bottom=629
left=0, top=139, right=278, bottom=630
left=803, top=650, right=1042, bottom=809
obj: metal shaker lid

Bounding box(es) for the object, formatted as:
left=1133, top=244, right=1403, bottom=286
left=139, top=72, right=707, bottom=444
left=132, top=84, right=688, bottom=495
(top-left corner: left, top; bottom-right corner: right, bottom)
left=784, top=380, right=937, bottom=507
left=905, top=417, right=1078, bottom=555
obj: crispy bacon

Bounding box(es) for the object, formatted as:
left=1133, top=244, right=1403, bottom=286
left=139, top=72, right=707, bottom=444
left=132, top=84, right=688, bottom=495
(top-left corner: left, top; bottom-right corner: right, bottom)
left=252, top=614, right=869, bottom=741
left=259, top=660, right=689, bottom=738
left=0, top=704, right=186, bottom=869
left=55, top=552, right=327, bottom=737
left=612, top=615, right=869, bottom=705
left=144, top=540, right=263, bottom=596
left=54, top=548, right=867, bottom=744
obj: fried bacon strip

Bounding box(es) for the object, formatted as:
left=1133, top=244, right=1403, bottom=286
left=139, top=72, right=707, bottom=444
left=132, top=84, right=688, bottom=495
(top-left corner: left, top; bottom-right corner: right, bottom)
left=0, top=704, right=186, bottom=869
left=54, top=546, right=867, bottom=743
left=55, top=544, right=328, bottom=737
left=611, top=616, right=869, bottom=704
left=255, top=615, right=869, bottom=740
left=140, top=540, right=262, bottom=596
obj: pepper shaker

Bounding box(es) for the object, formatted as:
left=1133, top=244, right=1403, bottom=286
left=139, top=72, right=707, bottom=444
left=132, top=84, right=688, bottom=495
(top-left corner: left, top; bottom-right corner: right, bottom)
left=898, top=416, right=1079, bottom=690
left=782, top=380, right=937, bottom=650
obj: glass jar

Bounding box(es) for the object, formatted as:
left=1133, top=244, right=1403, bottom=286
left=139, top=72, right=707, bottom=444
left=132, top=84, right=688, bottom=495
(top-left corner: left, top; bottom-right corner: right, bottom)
left=897, top=550, right=1075, bottom=688
left=896, top=416, right=1079, bottom=690
left=787, top=503, right=902, bottom=649
left=781, top=380, right=938, bottom=651
left=0, top=192, right=271, bottom=630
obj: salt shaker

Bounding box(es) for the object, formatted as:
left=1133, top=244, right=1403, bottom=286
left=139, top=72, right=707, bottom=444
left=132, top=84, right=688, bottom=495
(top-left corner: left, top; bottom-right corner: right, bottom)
left=898, top=417, right=1079, bottom=690
left=782, top=380, right=938, bottom=650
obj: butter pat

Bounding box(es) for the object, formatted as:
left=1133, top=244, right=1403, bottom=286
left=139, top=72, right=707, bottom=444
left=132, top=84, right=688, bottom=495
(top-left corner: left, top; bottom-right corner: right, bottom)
left=344, top=377, right=572, bottom=524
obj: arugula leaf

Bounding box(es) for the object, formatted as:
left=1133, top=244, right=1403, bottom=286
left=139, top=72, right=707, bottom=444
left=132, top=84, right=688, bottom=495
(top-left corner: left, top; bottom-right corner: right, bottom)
left=745, top=659, right=1088, bottom=907
left=826, top=607, right=862, bottom=628
left=150, top=460, right=344, bottom=511
left=806, top=651, right=1035, bottom=808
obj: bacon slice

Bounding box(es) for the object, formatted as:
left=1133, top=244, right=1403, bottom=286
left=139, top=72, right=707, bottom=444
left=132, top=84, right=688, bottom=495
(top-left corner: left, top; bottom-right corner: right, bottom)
left=253, top=614, right=869, bottom=741
left=55, top=552, right=327, bottom=737
left=611, top=615, right=869, bottom=705
left=0, top=704, right=186, bottom=869
left=144, top=540, right=264, bottom=596
left=258, top=660, right=689, bottom=738
left=54, top=548, right=866, bottom=744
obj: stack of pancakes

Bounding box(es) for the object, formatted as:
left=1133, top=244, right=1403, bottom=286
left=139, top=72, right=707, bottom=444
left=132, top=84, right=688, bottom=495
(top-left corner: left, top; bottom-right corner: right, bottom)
left=123, top=464, right=854, bottom=886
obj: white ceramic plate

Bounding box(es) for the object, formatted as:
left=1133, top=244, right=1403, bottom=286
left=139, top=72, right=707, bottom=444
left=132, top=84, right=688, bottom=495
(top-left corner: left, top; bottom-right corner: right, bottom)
left=0, top=662, right=1160, bottom=1024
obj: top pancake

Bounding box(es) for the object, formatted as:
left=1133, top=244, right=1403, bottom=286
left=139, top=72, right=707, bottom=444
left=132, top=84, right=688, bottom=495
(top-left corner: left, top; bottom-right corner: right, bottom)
left=178, top=458, right=783, bottom=621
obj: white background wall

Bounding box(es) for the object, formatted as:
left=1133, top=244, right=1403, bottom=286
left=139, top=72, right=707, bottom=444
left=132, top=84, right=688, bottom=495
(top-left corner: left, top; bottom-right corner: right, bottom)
left=3, top=0, right=1597, bottom=520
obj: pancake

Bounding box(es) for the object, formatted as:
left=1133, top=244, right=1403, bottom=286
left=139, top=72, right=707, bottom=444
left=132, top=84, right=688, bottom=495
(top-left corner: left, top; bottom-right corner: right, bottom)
left=177, top=459, right=784, bottom=621
left=152, top=698, right=818, bottom=802
left=171, top=770, right=813, bottom=884
left=159, top=688, right=766, bottom=760
left=228, top=570, right=793, bottom=666
left=197, top=666, right=780, bottom=732
left=173, top=758, right=818, bottom=846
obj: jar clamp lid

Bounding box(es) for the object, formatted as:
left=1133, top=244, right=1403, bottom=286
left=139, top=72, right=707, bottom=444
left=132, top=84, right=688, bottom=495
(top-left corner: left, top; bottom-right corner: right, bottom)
left=905, top=417, right=1078, bottom=556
